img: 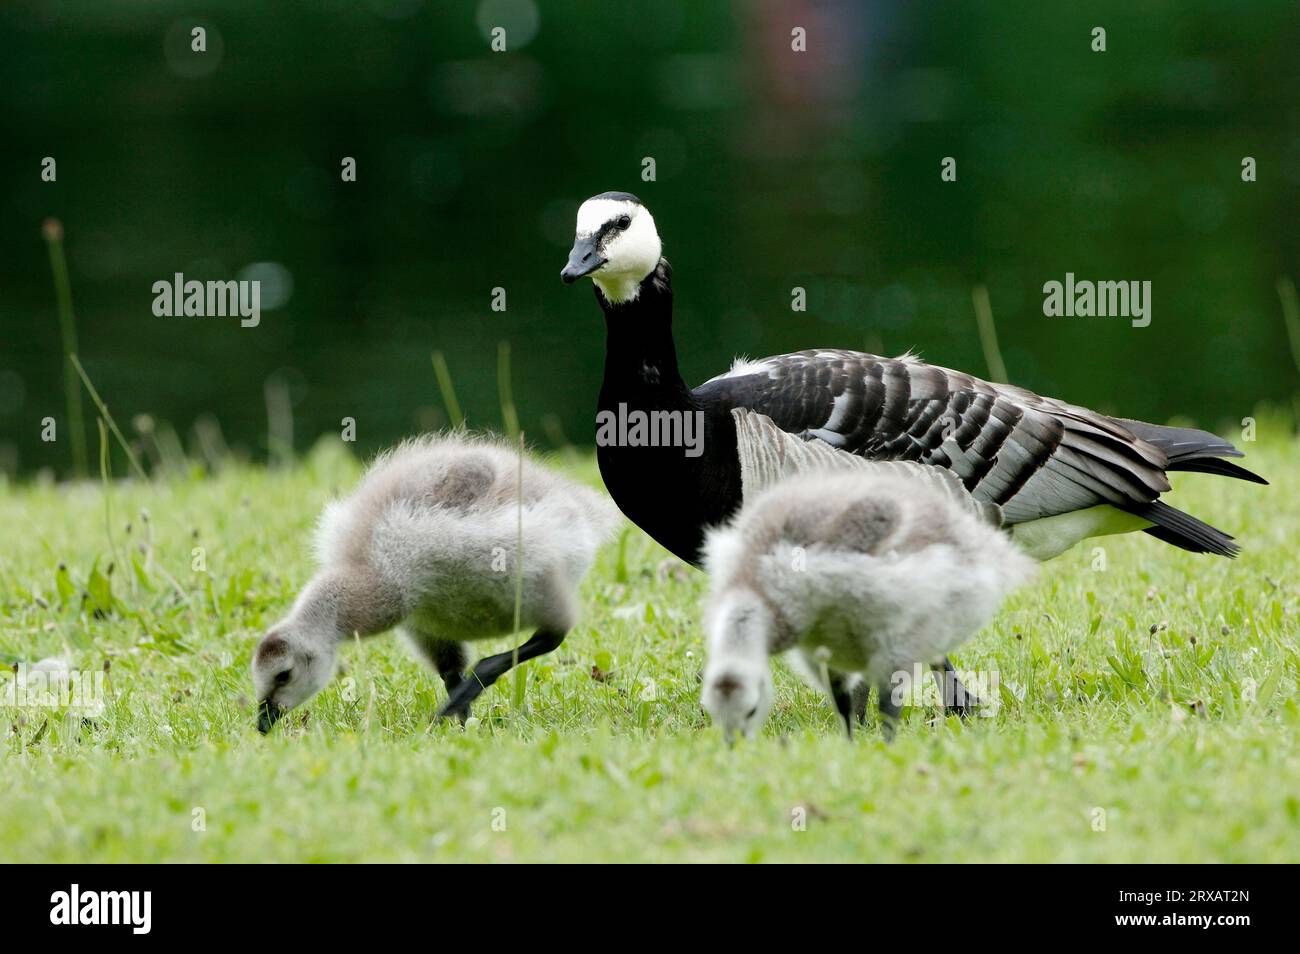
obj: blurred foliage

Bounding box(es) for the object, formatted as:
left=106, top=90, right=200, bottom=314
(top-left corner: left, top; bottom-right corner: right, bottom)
left=1, top=0, right=1297, bottom=477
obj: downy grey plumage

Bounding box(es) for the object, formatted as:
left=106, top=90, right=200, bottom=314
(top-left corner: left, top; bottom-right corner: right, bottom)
left=251, top=432, right=619, bottom=732
left=701, top=455, right=1036, bottom=740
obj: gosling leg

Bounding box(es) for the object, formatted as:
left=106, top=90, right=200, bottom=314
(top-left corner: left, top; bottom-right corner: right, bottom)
left=828, top=671, right=868, bottom=738
left=876, top=677, right=902, bottom=742
left=438, top=628, right=566, bottom=722
left=430, top=641, right=469, bottom=696
left=402, top=627, right=472, bottom=715
left=932, top=656, right=982, bottom=719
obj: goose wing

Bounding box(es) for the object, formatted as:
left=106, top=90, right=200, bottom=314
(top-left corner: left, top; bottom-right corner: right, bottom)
left=697, top=350, right=1171, bottom=524
left=731, top=407, right=1005, bottom=527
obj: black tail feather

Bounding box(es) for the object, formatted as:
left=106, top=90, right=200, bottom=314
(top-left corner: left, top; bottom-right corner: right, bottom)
left=1116, top=418, right=1266, bottom=485
left=1130, top=500, right=1239, bottom=558
left=1118, top=418, right=1241, bottom=458
left=1105, top=420, right=1261, bottom=556
left=1165, top=457, right=1268, bottom=484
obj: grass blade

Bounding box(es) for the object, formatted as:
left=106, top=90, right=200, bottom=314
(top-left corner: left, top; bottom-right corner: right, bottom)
left=430, top=351, right=465, bottom=429
left=264, top=373, right=294, bottom=469
left=1277, top=277, right=1300, bottom=378
left=511, top=430, right=526, bottom=716
left=42, top=218, right=88, bottom=478
left=69, top=354, right=148, bottom=481
left=972, top=284, right=1009, bottom=384
left=498, top=340, right=520, bottom=443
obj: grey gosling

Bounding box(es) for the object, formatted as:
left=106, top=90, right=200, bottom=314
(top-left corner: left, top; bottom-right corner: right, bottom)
left=701, top=416, right=1035, bottom=740
left=252, top=433, right=619, bottom=732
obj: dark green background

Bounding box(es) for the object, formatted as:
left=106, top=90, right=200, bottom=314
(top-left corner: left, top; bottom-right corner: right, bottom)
left=2, top=0, right=1297, bottom=477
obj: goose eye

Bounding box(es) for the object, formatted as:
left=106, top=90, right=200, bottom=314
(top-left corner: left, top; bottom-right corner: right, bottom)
left=274, top=669, right=293, bottom=687
left=615, top=214, right=631, bottom=230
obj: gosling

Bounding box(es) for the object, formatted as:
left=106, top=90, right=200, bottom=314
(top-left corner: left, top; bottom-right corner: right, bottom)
left=252, top=432, right=619, bottom=732
left=700, top=467, right=1035, bottom=740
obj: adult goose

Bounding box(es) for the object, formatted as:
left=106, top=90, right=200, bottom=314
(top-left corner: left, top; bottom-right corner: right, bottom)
left=560, top=191, right=1265, bottom=567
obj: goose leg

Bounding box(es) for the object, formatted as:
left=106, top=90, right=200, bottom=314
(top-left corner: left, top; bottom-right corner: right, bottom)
left=438, top=628, right=566, bottom=722
left=931, top=656, right=982, bottom=719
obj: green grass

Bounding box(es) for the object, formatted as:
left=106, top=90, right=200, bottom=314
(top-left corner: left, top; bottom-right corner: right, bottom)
left=1, top=431, right=1298, bottom=863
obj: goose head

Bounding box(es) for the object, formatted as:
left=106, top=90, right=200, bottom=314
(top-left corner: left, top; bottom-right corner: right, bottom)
left=252, top=619, right=339, bottom=733
left=560, top=191, right=662, bottom=304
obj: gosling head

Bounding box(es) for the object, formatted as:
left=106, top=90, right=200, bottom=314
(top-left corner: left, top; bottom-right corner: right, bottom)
left=251, top=620, right=339, bottom=733
left=560, top=191, right=662, bottom=304
left=701, top=589, right=776, bottom=740
left=702, top=657, right=774, bottom=742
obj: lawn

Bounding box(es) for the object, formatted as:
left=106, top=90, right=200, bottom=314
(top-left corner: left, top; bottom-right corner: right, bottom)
left=1, top=427, right=1297, bottom=863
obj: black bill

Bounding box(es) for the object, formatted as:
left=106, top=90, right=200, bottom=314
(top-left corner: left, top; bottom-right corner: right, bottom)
left=257, top=698, right=283, bottom=734
left=560, top=234, right=605, bottom=283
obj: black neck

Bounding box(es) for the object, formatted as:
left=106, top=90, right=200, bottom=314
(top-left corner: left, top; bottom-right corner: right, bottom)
left=598, top=259, right=693, bottom=407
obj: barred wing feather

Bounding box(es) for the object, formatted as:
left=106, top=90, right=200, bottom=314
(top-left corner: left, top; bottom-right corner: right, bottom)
left=731, top=407, right=1004, bottom=528
left=701, top=350, right=1171, bottom=526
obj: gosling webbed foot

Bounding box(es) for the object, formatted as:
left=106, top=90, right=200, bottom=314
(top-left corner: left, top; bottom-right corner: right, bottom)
left=438, top=691, right=474, bottom=723
left=436, top=628, right=567, bottom=723
left=436, top=671, right=472, bottom=722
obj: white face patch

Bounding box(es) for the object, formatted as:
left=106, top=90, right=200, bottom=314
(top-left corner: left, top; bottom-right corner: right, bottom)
left=572, top=198, right=662, bottom=304
left=575, top=198, right=632, bottom=237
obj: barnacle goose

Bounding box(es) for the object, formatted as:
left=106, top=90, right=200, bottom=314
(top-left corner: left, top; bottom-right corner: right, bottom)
left=561, top=191, right=1265, bottom=568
